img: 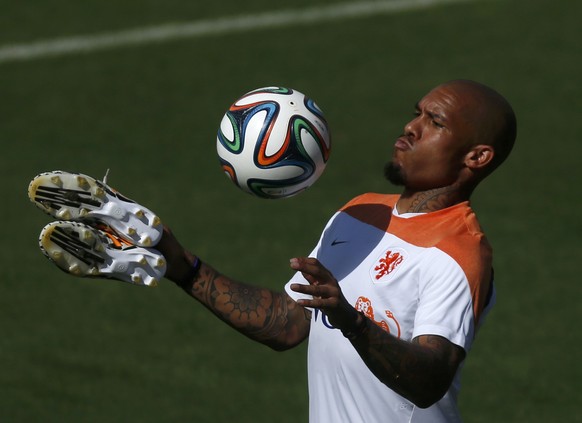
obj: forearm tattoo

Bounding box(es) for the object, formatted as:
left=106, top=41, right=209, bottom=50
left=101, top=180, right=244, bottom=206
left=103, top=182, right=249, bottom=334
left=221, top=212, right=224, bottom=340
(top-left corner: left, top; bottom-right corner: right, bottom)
left=186, top=264, right=310, bottom=347
left=353, top=323, right=461, bottom=405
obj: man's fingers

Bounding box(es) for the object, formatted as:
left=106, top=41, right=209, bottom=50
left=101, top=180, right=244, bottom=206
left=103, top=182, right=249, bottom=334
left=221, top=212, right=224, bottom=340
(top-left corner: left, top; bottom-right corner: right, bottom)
left=291, top=282, right=330, bottom=297
left=297, top=297, right=327, bottom=309
left=289, top=286, right=335, bottom=309
left=290, top=257, right=332, bottom=281
left=290, top=283, right=341, bottom=311
left=290, top=257, right=343, bottom=310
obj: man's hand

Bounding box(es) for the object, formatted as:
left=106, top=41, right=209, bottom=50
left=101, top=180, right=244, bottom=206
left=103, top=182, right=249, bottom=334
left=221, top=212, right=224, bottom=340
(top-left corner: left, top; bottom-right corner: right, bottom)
left=289, top=257, right=361, bottom=333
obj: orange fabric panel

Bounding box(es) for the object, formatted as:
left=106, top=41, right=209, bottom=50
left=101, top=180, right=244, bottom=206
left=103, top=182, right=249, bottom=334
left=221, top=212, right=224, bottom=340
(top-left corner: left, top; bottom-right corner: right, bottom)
left=340, top=193, right=492, bottom=325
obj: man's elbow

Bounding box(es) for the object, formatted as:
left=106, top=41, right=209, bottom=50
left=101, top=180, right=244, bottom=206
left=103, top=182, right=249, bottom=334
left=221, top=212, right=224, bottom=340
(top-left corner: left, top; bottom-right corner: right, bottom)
left=263, top=334, right=307, bottom=352
left=266, top=342, right=296, bottom=352
left=409, top=385, right=450, bottom=409
left=413, top=396, right=441, bottom=409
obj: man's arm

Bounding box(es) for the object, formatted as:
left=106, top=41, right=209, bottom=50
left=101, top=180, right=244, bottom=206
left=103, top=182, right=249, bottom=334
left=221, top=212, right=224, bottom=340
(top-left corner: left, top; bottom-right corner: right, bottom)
left=290, top=257, right=465, bottom=408
left=350, top=324, right=465, bottom=408
left=156, top=227, right=311, bottom=351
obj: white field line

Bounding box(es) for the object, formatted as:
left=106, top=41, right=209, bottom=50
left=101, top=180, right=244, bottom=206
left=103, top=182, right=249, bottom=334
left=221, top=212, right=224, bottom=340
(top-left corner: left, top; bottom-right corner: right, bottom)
left=0, top=0, right=474, bottom=65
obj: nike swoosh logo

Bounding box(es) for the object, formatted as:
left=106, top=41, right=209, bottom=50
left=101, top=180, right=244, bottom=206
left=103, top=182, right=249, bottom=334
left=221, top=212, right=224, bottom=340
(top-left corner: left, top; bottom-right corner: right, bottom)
left=331, top=239, right=348, bottom=246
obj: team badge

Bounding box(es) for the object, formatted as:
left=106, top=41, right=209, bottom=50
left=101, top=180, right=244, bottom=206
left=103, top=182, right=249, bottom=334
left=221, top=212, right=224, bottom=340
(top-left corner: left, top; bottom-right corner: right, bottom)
left=370, top=247, right=406, bottom=283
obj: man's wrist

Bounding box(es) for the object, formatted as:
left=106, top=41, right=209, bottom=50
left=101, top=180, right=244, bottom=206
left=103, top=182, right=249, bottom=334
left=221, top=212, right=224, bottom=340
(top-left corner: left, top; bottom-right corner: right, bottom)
left=341, top=310, right=370, bottom=341
left=176, top=254, right=202, bottom=289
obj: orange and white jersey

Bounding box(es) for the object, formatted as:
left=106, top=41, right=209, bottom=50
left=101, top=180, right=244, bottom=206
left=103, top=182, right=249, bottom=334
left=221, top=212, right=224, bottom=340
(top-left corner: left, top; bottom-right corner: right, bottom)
left=285, top=193, right=495, bottom=423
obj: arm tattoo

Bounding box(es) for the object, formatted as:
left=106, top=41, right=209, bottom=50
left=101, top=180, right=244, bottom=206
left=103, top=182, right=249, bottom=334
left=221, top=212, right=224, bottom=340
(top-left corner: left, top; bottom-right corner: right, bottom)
left=352, top=323, right=464, bottom=406
left=186, top=264, right=310, bottom=348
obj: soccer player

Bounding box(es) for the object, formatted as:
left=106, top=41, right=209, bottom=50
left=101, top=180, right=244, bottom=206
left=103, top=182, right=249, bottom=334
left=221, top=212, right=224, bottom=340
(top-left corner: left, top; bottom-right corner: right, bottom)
left=29, top=79, right=516, bottom=422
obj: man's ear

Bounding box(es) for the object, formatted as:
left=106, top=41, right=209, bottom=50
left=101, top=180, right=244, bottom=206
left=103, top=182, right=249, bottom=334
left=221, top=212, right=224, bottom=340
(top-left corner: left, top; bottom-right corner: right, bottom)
left=465, top=145, right=495, bottom=170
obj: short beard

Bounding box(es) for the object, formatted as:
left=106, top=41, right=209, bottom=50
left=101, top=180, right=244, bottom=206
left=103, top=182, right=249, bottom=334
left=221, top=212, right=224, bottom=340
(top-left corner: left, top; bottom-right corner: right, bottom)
left=384, top=161, right=406, bottom=186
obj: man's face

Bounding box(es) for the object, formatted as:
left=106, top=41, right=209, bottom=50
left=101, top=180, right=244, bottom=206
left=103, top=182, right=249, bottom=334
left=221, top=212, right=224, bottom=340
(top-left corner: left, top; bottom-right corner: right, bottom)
left=386, top=83, right=479, bottom=191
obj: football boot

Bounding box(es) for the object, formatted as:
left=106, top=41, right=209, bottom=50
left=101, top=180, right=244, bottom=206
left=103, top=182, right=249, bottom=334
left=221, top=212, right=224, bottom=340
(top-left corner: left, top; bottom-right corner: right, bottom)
left=28, top=170, right=162, bottom=247
left=39, top=221, right=166, bottom=286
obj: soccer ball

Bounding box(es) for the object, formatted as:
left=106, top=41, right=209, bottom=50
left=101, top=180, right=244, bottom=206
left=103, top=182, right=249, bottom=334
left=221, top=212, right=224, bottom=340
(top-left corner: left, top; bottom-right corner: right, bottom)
left=216, top=87, right=331, bottom=199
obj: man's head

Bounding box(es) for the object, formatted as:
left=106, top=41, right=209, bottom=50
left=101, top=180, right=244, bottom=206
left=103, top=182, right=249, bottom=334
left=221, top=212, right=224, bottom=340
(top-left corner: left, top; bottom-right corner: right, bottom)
left=385, top=80, right=517, bottom=193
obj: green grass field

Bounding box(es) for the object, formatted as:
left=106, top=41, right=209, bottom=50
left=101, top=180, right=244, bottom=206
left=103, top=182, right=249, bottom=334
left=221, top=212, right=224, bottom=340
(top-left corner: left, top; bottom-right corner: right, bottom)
left=1, top=0, right=581, bottom=421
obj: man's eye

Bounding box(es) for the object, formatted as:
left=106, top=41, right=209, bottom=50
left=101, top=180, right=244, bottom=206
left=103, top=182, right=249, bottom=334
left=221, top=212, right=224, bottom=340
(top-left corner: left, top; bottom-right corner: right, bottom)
left=432, top=120, right=444, bottom=128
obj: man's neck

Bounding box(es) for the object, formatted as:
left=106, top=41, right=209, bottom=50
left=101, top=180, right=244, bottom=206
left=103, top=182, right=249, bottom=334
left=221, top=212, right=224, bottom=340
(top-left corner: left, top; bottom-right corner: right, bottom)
left=396, top=185, right=470, bottom=214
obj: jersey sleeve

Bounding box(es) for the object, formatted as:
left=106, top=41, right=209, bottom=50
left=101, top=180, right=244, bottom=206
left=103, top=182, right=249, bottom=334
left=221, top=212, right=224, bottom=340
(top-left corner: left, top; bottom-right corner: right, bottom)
left=412, top=248, right=476, bottom=352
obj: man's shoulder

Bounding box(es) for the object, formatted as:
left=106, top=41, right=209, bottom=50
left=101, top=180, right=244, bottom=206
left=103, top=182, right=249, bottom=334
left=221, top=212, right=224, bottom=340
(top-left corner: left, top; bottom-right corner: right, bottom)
left=340, top=192, right=400, bottom=210
left=401, top=202, right=488, bottom=246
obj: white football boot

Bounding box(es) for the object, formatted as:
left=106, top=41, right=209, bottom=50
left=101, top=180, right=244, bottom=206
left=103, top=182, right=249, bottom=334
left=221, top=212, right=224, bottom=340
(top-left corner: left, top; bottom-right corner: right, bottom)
left=28, top=170, right=162, bottom=247
left=39, top=221, right=166, bottom=286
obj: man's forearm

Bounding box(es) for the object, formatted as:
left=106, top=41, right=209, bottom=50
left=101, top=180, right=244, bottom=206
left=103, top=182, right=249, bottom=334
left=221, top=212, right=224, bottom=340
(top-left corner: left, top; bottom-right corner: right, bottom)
left=178, top=261, right=310, bottom=351
left=350, top=317, right=464, bottom=408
